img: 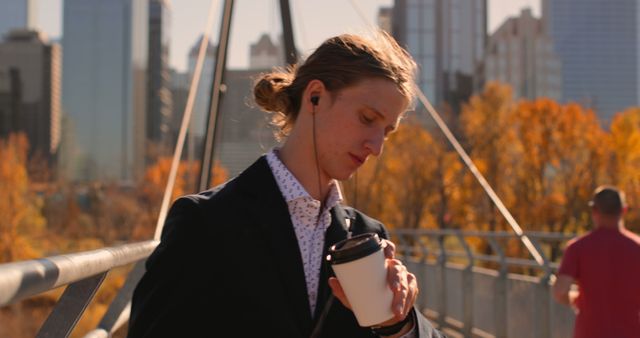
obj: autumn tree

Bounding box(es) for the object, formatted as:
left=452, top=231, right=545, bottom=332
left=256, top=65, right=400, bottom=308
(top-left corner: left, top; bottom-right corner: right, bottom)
left=134, top=157, right=228, bottom=239
left=609, top=108, right=640, bottom=232
left=0, top=133, right=45, bottom=262
left=453, top=83, right=611, bottom=262
left=0, top=134, right=55, bottom=338
left=343, top=118, right=462, bottom=232
left=459, top=82, right=518, bottom=233
left=510, top=100, right=607, bottom=236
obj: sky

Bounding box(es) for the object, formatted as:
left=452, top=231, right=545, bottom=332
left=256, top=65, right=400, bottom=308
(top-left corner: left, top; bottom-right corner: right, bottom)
left=36, top=0, right=540, bottom=72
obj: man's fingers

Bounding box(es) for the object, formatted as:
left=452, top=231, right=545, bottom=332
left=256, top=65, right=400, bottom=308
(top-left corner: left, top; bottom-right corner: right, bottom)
left=387, top=259, right=410, bottom=319
left=382, top=239, right=396, bottom=259
left=328, top=277, right=351, bottom=309
left=405, top=272, right=419, bottom=317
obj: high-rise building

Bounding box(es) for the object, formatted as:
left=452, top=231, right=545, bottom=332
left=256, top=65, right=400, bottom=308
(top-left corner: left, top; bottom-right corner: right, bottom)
left=249, top=34, right=284, bottom=70
left=168, top=68, right=189, bottom=145
left=185, top=36, right=216, bottom=162
left=392, top=0, right=487, bottom=112
left=61, top=0, right=148, bottom=182
left=187, top=35, right=216, bottom=138
left=216, top=69, right=278, bottom=176
left=0, top=69, right=21, bottom=138
left=543, top=0, right=640, bottom=123
left=0, top=0, right=37, bottom=39
left=147, top=0, right=172, bottom=158
left=0, top=29, right=61, bottom=165
left=377, top=7, right=393, bottom=34
left=485, top=8, right=562, bottom=101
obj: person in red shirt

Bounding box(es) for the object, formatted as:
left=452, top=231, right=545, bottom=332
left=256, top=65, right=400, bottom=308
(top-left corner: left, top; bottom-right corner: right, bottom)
left=553, top=185, right=640, bottom=338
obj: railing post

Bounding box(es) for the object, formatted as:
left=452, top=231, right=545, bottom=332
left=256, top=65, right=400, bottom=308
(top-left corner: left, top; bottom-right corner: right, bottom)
left=487, top=236, right=507, bottom=338
left=395, top=231, right=409, bottom=261
left=36, top=272, right=107, bottom=338
left=436, top=234, right=447, bottom=330
left=455, top=231, right=474, bottom=337
left=531, top=237, right=552, bottom=338
left=97, top=260, right=147, bottom=333
left=417, top=235, right=431, bottom=313
left=536, top=273, right=552, bottom=338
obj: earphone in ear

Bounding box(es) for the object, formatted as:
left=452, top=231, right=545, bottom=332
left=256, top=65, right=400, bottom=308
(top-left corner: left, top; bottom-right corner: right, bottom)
left=310, top=96, right=319, bottom=106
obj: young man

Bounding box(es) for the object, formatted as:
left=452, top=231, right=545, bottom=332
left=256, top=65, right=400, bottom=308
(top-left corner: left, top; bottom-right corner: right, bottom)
left=127, top=33, right=445, bottom=338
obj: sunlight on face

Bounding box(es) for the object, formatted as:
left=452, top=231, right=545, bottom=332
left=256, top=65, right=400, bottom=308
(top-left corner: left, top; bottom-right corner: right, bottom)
left=316, top=78, right=408, bottom=181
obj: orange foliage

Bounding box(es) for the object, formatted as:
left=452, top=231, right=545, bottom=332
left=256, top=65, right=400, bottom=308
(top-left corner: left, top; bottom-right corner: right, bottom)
left=0, top=133, right=45, bottom=263
left=459, top=82, right=518, bottom=232
left=343, top=82, right=640, bottom=262
left=344, top=118, right=462, bottom=230
left=133, top=157, right=228, bottom=240
left=510, top=100, right=607, bottom=233
left=609, top=108, right=640, bottom=231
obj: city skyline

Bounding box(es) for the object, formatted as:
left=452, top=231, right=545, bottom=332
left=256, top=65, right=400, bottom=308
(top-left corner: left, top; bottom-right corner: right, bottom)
left=35, top=0, right=540, bottom=72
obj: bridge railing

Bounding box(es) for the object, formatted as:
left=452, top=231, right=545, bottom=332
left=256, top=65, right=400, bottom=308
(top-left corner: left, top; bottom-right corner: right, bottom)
left=390, top=229, right=577, bottom=338
left=0, top=240, right=158, bottom=338
left=0, top=229, right=578, bottom=338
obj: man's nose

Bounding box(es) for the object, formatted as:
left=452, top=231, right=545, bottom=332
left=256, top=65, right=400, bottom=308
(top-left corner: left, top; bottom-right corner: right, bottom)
left=364, top=131, right=385, bottom=156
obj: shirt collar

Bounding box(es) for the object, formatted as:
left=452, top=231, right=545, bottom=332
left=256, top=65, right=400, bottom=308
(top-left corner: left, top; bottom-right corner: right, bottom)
left=266, top=148, right=343, bottom=208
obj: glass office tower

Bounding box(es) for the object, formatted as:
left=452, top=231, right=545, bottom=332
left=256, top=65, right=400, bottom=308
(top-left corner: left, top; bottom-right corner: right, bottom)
left=393, top=0, right=487, bottom=113
left=147, top=0, right=172, bottom=157
left=62, top=0, right=148, bottom=182
left=544, top=0, right=640, bottom=123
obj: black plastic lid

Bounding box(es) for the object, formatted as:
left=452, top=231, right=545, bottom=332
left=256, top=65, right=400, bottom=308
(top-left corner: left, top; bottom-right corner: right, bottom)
left=326, top=233, right=382, bottom=265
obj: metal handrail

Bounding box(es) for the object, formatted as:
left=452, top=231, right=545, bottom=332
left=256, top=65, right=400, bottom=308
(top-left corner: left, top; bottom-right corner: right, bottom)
left=390, top=229, right=578, bottom=337
left=390, top=229, right=576, bottom=272
left=0, top=240, right=158, bottom=306
left=0, top=240, right=158, bottom=337
left=393, top=228, right=575, bottom=240
left=0, top=230, right=576, bottom=337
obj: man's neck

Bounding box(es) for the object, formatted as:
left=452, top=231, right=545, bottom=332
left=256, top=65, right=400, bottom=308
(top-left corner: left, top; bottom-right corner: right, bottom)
left=595, top=217, right=624, bottom=230
left=277, top=143, right=330, bottom=202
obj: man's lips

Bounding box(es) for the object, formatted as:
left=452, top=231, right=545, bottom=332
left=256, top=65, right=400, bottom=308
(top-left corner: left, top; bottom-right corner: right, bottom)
left=349, top=153, right=365, bottom=165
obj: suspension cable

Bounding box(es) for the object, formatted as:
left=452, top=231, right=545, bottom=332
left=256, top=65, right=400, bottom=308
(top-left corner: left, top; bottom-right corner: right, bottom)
left=347, top=0, right=545, bottom=266
left=154, top=0, right=220, bottom=241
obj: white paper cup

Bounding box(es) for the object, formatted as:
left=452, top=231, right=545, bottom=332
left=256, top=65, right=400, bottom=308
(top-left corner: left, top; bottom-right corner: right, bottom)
left=327, top=233, right=395, bottom=327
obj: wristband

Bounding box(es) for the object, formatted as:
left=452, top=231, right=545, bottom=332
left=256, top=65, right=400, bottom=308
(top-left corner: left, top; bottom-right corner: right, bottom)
left=370, top=309, right=414, bottom=336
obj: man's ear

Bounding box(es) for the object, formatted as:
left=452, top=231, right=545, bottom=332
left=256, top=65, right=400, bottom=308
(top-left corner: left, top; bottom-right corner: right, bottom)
left=303, top=79, right=327, bottom=111
left=622, top=206, right=630, bottom=215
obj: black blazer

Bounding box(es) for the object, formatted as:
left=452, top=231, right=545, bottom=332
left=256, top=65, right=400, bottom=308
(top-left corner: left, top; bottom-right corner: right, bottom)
left=128, top=156, right=444, bottom=337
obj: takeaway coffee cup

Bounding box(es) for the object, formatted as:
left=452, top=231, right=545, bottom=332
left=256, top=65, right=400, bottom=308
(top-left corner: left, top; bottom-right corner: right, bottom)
left=326, top=233, right=394, bottom=327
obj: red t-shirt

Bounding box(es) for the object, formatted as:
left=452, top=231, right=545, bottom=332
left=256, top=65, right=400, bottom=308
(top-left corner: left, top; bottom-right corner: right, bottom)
left=559, top=227, right=640, bottom=338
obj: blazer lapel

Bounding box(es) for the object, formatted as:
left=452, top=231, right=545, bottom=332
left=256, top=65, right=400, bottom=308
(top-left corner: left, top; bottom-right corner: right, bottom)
left=236, top=157, right=312, bottom=334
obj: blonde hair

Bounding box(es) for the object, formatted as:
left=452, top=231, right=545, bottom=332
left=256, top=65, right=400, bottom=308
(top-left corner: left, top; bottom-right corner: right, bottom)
left=254, top=31, right=417, bottom=140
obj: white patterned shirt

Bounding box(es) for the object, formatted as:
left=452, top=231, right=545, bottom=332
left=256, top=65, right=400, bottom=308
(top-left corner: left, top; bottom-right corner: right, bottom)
left=266, top=150, right=417, bottom=337
left=266, top=149, right=343, bottom=316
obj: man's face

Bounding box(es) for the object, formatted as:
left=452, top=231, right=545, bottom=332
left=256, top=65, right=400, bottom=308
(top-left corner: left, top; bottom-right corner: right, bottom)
left=314, top=78, right=408, bottom=181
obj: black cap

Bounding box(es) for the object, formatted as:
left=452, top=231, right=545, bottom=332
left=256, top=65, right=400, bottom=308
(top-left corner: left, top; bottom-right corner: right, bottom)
left=326, top=233, right=382, bottom=265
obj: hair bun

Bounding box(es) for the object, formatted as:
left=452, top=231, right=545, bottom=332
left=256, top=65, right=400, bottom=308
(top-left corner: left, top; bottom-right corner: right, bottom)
left=254, top=73, right=293, bottom=115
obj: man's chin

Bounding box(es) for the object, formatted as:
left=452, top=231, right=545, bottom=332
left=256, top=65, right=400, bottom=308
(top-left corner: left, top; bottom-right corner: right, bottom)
left=337, top=170, right=356, bottom=181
